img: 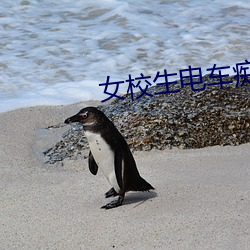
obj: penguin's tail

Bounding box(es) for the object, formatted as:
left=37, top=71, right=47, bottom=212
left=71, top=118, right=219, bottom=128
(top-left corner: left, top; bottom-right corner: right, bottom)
left=132, top=176, right=154, bottom=192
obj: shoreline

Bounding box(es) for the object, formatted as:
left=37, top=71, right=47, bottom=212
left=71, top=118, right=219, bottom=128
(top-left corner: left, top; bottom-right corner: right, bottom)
left=0, top=102, right=249, bottom=249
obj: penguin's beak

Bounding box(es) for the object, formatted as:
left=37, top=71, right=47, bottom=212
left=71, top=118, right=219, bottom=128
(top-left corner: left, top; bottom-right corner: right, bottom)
left=64, top=114, right=81, bottom=124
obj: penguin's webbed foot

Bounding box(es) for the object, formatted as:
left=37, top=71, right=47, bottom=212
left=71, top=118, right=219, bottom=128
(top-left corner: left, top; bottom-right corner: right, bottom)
left=101, top=196, right=124, bottom=209
left=105, top=187, right=118, bottom=198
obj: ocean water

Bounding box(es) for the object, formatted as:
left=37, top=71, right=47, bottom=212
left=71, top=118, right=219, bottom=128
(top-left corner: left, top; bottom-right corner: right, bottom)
left=0, top=0, right=249, bottom=112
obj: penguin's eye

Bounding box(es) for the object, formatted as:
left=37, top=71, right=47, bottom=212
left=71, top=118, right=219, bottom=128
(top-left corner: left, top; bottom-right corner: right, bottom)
left=79, top=112, right=88, bottom=119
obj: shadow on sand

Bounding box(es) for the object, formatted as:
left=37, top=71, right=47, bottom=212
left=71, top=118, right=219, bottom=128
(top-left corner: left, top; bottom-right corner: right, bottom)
left=122, top=190, right=157, bottom=208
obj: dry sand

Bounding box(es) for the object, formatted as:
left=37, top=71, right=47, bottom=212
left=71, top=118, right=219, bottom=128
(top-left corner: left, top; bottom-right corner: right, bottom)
left=0, top=102, right=249, bottom=249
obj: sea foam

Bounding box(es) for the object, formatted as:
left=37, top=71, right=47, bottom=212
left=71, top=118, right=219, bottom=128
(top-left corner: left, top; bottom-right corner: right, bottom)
left=0, top=0, right=249, bottom=112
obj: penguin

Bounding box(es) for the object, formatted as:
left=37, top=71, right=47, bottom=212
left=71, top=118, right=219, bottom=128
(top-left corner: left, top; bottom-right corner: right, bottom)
left=65, top=107, right=154, bottom=209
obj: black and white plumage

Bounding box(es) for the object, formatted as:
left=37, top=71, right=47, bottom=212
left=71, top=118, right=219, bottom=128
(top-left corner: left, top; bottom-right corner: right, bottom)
left=65, top=107, right=154, bottom=209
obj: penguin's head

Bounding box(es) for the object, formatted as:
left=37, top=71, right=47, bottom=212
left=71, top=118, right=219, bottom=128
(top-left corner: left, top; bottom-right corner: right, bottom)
left=65, top=107, right=109, bottom=129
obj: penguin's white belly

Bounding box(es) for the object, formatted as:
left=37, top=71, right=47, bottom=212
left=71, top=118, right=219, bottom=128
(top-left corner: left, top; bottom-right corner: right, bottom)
left=85, top=131, right=120, bottom=193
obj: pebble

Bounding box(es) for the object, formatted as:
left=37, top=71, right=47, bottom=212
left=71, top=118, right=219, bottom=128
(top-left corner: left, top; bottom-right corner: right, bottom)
left=43, top=74, right=250, bottom=164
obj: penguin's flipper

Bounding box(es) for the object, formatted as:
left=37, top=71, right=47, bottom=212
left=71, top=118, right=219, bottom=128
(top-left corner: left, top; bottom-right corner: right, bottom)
left=88, top=151, right=98, bottom=175
left=105, top=187, right=118, bottom=198
left=114, top=146, right=124, bottom=190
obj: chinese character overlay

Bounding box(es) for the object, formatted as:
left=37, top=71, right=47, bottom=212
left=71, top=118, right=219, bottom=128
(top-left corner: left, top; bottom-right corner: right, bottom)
left=99, top=60, right=249, bottom=102
left=134, top=74, right=153, bottom=99
left=99, top=76, right=125, bottom=103
left=206, top=64, right=232, bottom=89
left=233, top=60, right=250, bottom=87
left=180, top=66, right=205, bottom=91
left=126, top=74, right=153, bottom=100
left=153, top=69, right=179, bottom=95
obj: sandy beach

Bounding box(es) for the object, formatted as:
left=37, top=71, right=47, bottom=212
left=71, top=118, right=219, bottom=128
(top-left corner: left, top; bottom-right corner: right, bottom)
left=0, top=102, right=249, bottom=249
